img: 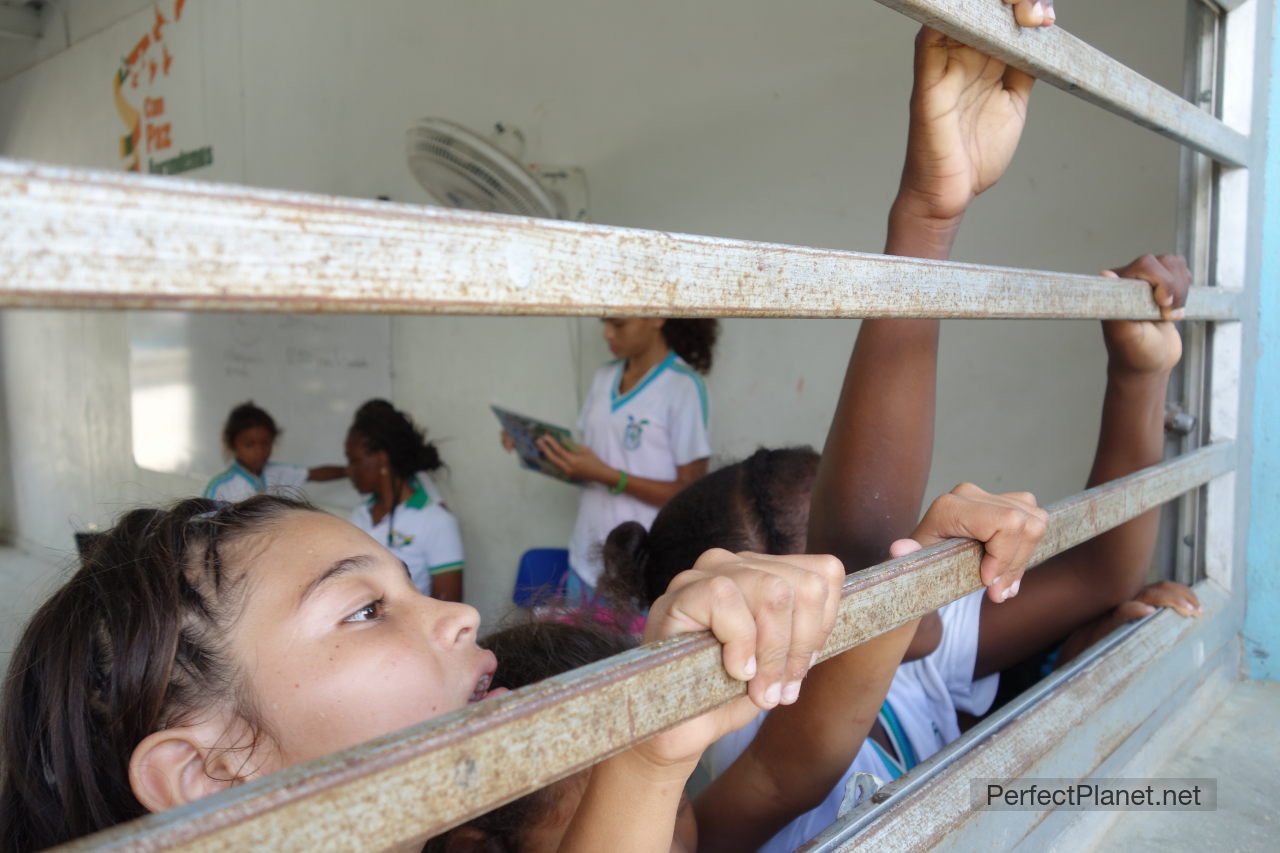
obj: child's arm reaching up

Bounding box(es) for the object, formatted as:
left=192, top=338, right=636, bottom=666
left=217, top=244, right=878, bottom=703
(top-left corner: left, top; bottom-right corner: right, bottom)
left=559, top=550, right=844, bottom=853
left=973, top=253, right=1192, bottom=678
left=814, top=21, right=1039, bottom=596
left=687, top=10, right=1054, bottom=851
left=692, top=486, right=1047, bottom=852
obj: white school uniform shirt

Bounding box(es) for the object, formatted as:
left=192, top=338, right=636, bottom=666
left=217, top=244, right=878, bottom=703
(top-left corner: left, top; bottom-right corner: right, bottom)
left=702, top=590, right=998, bottom=853
left=567, top=352, right=711, bottom=586
left=348, top=478, right=464, bottom=596
left=203, top=461, right=308, bottom=503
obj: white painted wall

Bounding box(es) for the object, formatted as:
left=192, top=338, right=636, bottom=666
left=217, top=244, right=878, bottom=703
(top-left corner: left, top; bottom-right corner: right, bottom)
left=0, top=0, right=1185, bottom=625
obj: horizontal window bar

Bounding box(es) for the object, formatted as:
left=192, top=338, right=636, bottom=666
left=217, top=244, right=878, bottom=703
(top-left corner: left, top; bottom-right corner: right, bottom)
left=873, top=0, right=1249, bottom=166
left=0, top=160, right=1239, bottom=321
left=51, top=442, right=1235, bottom=853
left=801, top=579, right=1238, bottom=851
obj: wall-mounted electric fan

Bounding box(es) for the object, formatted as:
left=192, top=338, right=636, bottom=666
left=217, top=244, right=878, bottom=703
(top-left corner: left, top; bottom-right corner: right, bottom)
left=406, top=119, right=588, bottom=220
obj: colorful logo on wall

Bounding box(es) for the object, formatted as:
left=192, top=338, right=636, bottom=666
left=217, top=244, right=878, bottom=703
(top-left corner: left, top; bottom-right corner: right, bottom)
left=113, top=0, right=212, bottom=175
left=623, top=415, right=650, bottom=450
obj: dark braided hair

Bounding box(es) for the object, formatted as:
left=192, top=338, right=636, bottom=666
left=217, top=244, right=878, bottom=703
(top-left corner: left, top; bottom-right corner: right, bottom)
left=221, top=401, right=279, bottom=450
left=424, top=620, right=634, bottom=852
left=660, top=319, right=719, bottom=374
left=600, top=447, right=820, bottom=608
left=0, top=495, right=312, bottom=851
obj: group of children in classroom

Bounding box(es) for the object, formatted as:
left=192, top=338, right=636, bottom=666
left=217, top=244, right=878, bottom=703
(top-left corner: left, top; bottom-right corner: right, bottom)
left=204, top=398, right=466, bottom=602
left=0, top=3, right=1209, bottom=851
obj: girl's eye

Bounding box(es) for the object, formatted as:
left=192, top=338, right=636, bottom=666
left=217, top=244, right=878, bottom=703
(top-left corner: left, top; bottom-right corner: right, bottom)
left=343, top=599, right=385, bottom=623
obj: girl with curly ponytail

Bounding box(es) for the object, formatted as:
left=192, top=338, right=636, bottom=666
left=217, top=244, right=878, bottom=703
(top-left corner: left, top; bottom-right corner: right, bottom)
left=345, top=399, right=465, bottom=601
left=520, top=318, right=720, bottom=605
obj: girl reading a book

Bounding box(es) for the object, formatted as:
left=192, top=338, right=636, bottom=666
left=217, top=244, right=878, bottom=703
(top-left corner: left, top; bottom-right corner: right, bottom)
left=508, top=319, right=719, bottom=605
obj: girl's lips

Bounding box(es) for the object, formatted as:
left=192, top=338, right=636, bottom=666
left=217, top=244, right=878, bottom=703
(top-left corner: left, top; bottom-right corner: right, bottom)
left=467, top=678, right=508, bottom=703
left=468, top=649, right=500, bottom=703
left=469, top=671, right=493, bottom=703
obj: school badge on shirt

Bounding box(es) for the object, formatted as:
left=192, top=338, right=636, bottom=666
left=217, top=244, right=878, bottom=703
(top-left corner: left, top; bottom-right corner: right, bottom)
left=388, top=530, right=415, bottom=548
left=623, top=415, right=650, bottom=450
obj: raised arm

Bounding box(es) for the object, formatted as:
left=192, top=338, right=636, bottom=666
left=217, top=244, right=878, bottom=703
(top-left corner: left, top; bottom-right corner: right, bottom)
left=812, top=25, right=1037, bottom=593
left=973, top=254, right=1191, bottom=678
left=693, top=11, right=1048, bottom=846
left=693, top=487, right=1046, bottom=850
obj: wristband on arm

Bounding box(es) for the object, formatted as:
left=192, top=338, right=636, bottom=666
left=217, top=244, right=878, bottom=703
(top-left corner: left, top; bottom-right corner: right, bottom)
left=609, top=469, right=629, bottom=495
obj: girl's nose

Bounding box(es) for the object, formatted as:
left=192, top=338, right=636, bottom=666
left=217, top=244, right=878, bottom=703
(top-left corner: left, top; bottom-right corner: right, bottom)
left=432, top=599, right=481, bottom=648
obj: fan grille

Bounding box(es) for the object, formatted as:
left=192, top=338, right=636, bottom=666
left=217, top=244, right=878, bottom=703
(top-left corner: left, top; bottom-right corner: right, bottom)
left=407, top=120, right=560, bottom=218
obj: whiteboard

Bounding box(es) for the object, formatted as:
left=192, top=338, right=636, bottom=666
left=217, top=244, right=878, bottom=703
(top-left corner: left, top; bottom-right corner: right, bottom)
left=128, top=312, right=392, bottom=483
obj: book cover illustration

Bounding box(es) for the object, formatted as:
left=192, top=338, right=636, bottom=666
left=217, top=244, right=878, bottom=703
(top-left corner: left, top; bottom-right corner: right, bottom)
left=491, top=404, right=581, bottom=484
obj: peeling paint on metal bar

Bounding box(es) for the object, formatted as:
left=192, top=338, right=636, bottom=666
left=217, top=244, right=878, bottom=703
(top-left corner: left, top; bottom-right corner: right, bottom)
left=818, top=442, right=1235, bottom=662
left=49, top=444, right=1233, bottom=853
left=0, top=160, right=1239, bottom=320
left=874, top=0, right=1249, bottom=167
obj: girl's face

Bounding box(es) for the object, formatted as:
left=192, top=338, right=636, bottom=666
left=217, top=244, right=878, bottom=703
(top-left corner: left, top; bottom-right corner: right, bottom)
left=232, top=426, right=275, bottom=477
left=601, top=318, right=665, bottom=360
left=228, top=511, right=498, bottom=772
left=344, top=430, right=385, bottom=495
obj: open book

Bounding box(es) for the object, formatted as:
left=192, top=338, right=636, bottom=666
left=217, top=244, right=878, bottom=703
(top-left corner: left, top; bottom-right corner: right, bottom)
left=491, top=404, right=581, bottom=484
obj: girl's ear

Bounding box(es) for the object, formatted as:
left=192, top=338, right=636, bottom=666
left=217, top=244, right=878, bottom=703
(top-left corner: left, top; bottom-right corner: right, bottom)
left=128, top=723, right=251, bottom=813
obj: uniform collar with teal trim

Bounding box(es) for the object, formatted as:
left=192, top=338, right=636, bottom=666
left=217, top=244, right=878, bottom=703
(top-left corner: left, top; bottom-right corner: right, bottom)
left=611, top=350, right=678, bottom=412
left=231, top=460, right=266, bottom=492
left=404, top=479, right=431, bottom=509
left=873, top=700, right=918, bottom=781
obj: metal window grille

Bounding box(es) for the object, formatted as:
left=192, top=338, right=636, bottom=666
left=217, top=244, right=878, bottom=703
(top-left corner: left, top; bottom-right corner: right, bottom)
left=0, top=0, right=1261, bottom=850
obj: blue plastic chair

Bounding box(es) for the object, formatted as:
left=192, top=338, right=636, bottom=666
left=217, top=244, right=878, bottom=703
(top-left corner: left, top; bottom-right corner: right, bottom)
left=513, top=548, right=570, bottom=608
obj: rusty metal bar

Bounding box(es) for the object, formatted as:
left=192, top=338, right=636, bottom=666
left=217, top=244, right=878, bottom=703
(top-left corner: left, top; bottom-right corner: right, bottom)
left=802, top=581, right=1238, bottom=852
left=817, top=441, right=1235, bottom=661
left=0, top=160, right=1239, bottom=321
left=873, top=0, right=1249, bottom=167
left=50, top=442, right=1234, bottom=853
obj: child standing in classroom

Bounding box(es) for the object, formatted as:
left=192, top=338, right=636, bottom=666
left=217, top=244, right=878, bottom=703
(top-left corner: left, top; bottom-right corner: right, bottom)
left=203, top=401, right=347, bottom=502
left=523, top=318, right=719, bottom=605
